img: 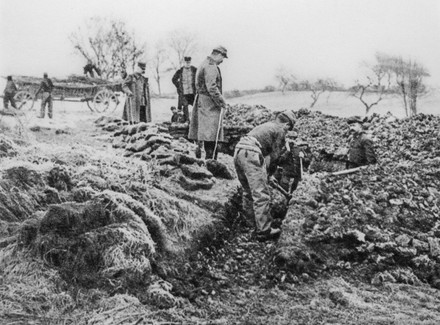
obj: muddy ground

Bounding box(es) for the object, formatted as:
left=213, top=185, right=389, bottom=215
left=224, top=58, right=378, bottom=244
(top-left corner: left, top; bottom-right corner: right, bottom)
left=1, top=100, right=440, bottom=325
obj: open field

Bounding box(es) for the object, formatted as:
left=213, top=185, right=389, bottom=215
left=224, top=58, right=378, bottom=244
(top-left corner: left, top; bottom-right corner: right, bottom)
left=150, top=90, right=440, bottom=122
left=2, top=89, right=439, bottom=130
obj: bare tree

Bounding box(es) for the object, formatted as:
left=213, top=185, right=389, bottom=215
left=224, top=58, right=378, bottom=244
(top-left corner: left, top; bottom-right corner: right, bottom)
left=275, top=66, right=296, bottom=94
left=309, top=79, right=336, bottom=108
left=351, top=56, right=391, bottom=114
left=167, top=30, right=198, bottom=69
left=375, top=53, right=429, bottom=116
left=150, top=41, right=171, bottom=96
left=70, top=17, right=147, bottom=79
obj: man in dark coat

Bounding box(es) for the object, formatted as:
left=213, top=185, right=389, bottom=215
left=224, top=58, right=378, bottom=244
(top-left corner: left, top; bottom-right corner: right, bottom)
left=34, top=73, right=54, bottom=118
left=83, top=60, right=101, bottom=78
left=276, top=141, right=311, bottom=192
left=346, top=116, right=377, bottom=168
left=188, top=46, right=228, bottom=160
left=234, top=110, right=296, bottom=241
left=122, top=62, right=151, bottom=123
left=172, top=56, right=197, bottom=122
left=3, top=76, right=17, bottom=109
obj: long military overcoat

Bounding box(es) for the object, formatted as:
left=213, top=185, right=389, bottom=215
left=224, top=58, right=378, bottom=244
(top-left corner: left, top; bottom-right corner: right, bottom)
left=122, top=73, right=151, bottom=123
left=188, top=56, right=225, bottom=142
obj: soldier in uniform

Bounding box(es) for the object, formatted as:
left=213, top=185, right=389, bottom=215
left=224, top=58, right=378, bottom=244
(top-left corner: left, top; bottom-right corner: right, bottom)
left=346, top=116, right=377, bottom=168
left=34, top=73, right=54, bottom=118
left=122, top=62, right=151, bottom=124
left=188, top=46, right=228, bottom=160
left=234, top=110, right=296, bottom=241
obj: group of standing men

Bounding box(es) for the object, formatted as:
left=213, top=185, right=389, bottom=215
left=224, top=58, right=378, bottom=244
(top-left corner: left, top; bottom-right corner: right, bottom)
left=121, top=46, right=229, bottom=161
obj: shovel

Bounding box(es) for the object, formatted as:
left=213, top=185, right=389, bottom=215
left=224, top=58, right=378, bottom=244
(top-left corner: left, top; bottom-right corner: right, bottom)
left=269, top=177, right=292, bottom=201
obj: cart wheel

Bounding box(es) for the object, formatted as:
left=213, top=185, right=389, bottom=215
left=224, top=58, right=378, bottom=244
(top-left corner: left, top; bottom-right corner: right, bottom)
left=14, top=91, right=35, bottom=110
left=93, top=90, right=118, bottom=113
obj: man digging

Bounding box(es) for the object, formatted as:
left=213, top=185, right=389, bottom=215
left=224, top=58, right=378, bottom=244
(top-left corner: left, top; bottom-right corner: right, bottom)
left=234, top=110, right=296, bottom=242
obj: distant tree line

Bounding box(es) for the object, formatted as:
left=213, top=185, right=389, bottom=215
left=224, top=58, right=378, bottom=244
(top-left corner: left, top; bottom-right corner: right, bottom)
left=273, top=53, right=430, bottom=116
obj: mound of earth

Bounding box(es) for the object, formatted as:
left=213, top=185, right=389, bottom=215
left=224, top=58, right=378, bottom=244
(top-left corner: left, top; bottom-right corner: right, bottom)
left=276, top=112, right=440, bottom=287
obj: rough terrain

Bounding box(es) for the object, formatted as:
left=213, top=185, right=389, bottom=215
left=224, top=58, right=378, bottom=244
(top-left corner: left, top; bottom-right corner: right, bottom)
left=0, top=102, right=440, bottom=325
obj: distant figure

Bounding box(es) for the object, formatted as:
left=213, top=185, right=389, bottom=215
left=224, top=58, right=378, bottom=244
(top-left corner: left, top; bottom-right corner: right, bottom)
left=172, top=56, right=197, bottom=122
left=34, top=73, right=54, bottom=118
left=83, top=60, right=101, bottom=78
left=3, top=76, right=18, bottom=109
left=122, top=61, right=151, bottom=124
left=188, top=46, right=228, bottom=160
left=119, top=63, right=128, bottom=80
left=346, top=116, right=377, bottom=169
left=170, top=106, right=185, bottom=123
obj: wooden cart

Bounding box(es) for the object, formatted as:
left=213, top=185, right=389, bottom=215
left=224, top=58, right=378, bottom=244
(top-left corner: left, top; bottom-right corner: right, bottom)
left=7, top=75, right=124, bottom=113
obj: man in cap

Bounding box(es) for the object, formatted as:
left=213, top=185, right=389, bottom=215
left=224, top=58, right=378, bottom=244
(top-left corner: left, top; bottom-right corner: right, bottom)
left=188, top=46, right=228, bottom=160
left=346, top=116, right=377, bottom=169
left=3, top=76, right=18, bottom=109
left=234, top=110, right=296, bottom=241
left=34, top=73, right=54, bottom=118
left=172, top=56, right=197, bottom=122
left=122, top=61, right=151, bottom=123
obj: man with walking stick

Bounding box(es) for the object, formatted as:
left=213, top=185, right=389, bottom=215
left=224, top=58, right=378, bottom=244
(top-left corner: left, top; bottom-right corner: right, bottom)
left=188, top=46, right=228, bottom=160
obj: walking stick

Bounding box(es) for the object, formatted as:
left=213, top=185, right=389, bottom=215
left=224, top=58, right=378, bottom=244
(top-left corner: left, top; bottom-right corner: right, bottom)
left=128, top=95, right=134, bottom=123
left=212, top=106, right=224, bottom=160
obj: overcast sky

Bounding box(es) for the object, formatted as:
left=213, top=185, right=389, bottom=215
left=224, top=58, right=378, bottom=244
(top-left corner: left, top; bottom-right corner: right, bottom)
left=1, top=0, right=440, bottom=92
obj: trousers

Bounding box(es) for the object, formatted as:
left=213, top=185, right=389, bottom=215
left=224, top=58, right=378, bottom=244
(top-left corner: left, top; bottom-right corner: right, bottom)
left=234, top=146, right=272, bottom=233
left=40, top=92, right=53, bottom=118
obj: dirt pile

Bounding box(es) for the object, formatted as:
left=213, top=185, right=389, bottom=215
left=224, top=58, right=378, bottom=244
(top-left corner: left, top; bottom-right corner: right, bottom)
left=96, top=118, right=237, bottom=192
left=277, top=112, right=440, bottom=287
left=165, top=103, right=276, bottom=154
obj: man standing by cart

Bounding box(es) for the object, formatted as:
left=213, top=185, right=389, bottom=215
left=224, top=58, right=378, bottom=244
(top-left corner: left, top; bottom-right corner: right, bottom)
left=188, top=46, right=228, bottom=160
left=34, top=73, right=54, bottom=119
left=122, top=61, right=151, bottom=123
left=3, top=76, right=18, bottom=109
left=172, top=56, right=197, bottom=122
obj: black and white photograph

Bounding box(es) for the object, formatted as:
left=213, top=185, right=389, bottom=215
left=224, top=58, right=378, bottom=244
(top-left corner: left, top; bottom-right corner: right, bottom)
left=1, top=0, right=440, bottom=324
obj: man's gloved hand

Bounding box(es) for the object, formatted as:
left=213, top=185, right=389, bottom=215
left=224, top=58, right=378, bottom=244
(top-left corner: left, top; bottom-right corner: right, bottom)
left=299, top=151, right=305, bottom=159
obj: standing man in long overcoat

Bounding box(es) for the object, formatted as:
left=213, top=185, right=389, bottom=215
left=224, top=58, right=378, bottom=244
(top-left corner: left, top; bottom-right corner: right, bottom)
left=122, top=61, right=151, bottom=123
left=188, top=46, right=228, bottom=160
